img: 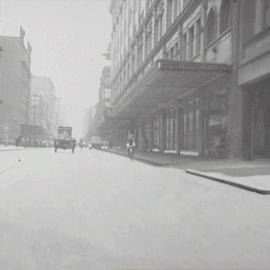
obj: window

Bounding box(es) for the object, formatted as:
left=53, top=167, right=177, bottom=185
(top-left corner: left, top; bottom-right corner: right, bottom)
left=182, top=32, right=187, bottom=61
left=264, top=0, right=270, bottom=28
left=167, top=0, right=173, bottom=28
left=173, top=0, right=179, bottom=21
left=165, top=109, right=176, bottom=150
left=206, top=8, right=217, bottom=45
left=183, top=100, right=200, bottom=150
left=195, top=19, right=201, bottom=56
left=242, top=0, right=256, bottom=43
left=188, top=25, right=195, bottom=59
left=220, top=0, right=232, bottom=34
left=169, top=46, right=174, bottom=60
left=174, top=41, right=179, bottom=60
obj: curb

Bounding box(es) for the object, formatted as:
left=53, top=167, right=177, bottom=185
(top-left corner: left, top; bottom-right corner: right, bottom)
left=100, top=149, right=169, bottom=167
left=186, top=169, right=270, bottom=195
left=0, top=148, right=27, bottom=152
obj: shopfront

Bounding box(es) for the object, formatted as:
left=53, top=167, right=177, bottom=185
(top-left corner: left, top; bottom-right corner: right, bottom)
left=204, top=88, right=229, bottom=158
left=243, top=78, right=270, bottom=159
left=181, top=98, right=201, bottom=155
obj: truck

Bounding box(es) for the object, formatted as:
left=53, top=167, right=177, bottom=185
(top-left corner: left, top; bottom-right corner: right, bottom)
left=54, top=126, right=76, bottom=153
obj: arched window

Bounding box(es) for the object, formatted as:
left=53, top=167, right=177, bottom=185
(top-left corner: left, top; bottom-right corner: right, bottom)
left=206, top=8, right=217, bottom=45
left=220, top=0, right=232, bottom=33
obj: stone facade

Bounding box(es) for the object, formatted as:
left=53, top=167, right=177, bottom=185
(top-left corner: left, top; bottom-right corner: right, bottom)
left=0, top=27, right=32, bottom=141
left=106, top=0, right=270, bottom=160
left=30, top=76, right=59, bottom=136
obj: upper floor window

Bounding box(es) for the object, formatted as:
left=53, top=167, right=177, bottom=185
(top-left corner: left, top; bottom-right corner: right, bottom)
left=182, top=32, right=187, bottom=61
left=183, top=0, right=191, bottom=8
left=195, top=18, right=201, bottom=56
left=264, top=0, right=270, bottom=28
left=206, top=8, right=217, bottom=45
left=242, top=0, right=256, bottom=42
left=219, top=0, right=232, bottom=34
left=167, top=0, right=173, bottom=28
left=188, top=25, right=195, bottom=59
left=173, top=0, right=179, bottom=21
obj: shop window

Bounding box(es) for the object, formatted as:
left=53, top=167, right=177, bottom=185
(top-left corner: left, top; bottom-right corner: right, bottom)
left=220, top=0, right=232, bottom=34
left=153, top=114, right=162, bottom=149
left=183, top=100, right=200, bottom=151
left=207, top=90, right=228, bottom=158
left=206, top=8, right=217, bottom=45
left=174, top=42, right=179, bottom=60
left=164, top=109, right=176, bottom=151
left=168, top=46, right=174, bottom=60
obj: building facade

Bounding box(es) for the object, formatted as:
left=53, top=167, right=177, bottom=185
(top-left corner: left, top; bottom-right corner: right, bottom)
left=108, top=0, right=236, bottom=158
left=236, top=0, right=270, bottom=160
left=93, top=66, right=112, bottom=142
left=30, top=76, right=59, bottom=136
left=0, top=27, right=32, bottom=141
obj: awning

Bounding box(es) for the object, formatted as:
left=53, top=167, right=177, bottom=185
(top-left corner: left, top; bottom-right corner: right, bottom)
left=110, top=60, right=231, bottom=118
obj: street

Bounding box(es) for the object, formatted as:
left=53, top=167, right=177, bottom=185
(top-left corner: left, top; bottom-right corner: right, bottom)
left=0, top=148, right=270, bottom=270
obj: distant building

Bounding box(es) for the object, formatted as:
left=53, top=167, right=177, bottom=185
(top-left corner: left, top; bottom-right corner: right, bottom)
left=83, top=107, right=95, bottom=142
left=30, top=76, right=59, bottom=136
left=0, top=27, right=32, bottom=141
left=92, top=65, right=112, bottom=142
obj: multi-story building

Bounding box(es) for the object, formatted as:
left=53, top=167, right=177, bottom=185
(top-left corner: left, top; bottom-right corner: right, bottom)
left=236, top=0, right=270, bottom=160
left=0, top=27, right=32, bottom=141
left=108, top=0, right=234, bottom=158
left=93, top=66, right=112, bottom=142
left=30, top=76, right=59, bottom=136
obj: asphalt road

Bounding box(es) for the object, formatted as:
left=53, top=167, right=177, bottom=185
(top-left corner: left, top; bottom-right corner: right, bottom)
left=0, top=148, right=270, bottom=270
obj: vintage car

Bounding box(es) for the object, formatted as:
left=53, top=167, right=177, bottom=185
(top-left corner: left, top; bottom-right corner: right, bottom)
left=54, top=126, right=76, bottom=153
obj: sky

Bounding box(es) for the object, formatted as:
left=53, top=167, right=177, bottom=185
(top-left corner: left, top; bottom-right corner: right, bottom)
left=0, top=0, right=111, bottom=138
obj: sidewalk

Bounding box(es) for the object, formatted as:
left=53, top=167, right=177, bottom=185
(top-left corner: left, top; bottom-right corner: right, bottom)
left=0, top=145, right=26, bottom=152
left=103, top=148, right=270, bottom=195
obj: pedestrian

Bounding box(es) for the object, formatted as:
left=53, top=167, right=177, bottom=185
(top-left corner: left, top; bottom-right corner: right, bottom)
left=126, top=133, right=136, bottom=159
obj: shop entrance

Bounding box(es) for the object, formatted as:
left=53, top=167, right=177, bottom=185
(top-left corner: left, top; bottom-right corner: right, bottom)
left=250, top=88, right=270, bottom=158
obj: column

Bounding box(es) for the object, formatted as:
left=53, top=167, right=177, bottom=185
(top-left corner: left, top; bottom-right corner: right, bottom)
left=176, top=107, right=182, bottom=155
left=150, top=115, right=154, bottom=151
left=228, top=0, right=243, bottom=159
left=202, top=0, right=208, bottom=62
left=161, top=110, right=166, bottom=152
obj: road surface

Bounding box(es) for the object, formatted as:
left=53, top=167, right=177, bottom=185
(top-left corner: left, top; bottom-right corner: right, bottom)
left=0, top=148, right=269, bottom=270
